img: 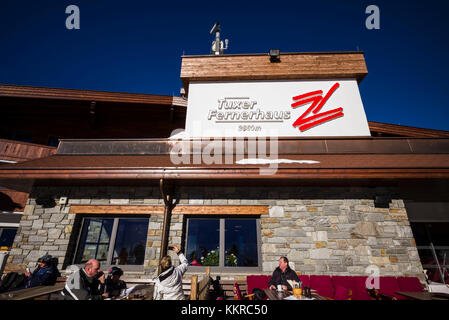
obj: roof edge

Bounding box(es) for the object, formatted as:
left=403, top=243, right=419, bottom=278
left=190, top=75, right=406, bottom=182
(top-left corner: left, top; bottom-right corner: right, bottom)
left=0, top=83, right=184, bottom=106
left=181, top=51, right=365, bottom=58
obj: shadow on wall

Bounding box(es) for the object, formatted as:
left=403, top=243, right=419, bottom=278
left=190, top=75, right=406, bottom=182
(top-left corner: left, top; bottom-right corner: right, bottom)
left=0, top=192, right=22, bottom=212
left=62, top=214, right=83, bottom=270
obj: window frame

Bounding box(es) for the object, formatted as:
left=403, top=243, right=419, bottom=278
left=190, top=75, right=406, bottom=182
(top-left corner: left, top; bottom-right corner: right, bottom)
left=72, top=215, right=149, bottom=272
left=184, top=216, right=262, bottom=273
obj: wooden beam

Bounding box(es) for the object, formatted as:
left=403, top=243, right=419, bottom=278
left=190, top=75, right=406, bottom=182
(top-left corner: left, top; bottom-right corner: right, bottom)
left=69, top=205, right=163, bottom=214
left=159, top=178, right=174, bottom=273
left=190, top=275, right=198, bottom=300
left=172, top=205, right=268, bottom=215
left=69, top=205, right=269, bottom=215
left=180, top=52, right=368, bottom=92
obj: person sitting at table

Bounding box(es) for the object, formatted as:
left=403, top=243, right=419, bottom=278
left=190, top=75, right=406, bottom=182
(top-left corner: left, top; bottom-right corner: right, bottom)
left=105, top=266, right=127, bottom=298
left=153, top=245, right=188, bottom=300
left=24, top=254, right=61, bottom=288
left=0, top=254, right=61, bottom=293
left=268, top=256, right=300, bottom=291
left=61, top=259, right=109, bottom=300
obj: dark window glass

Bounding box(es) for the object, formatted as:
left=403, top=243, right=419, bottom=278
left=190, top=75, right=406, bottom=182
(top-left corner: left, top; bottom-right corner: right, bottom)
left=225, top=219, right=258, bottom=267
left=112, top=218, right=148, bottom=265
left=186, top=218, right=259, bottom=268
left=186, top=219, right=220, bottom=266
left=0, top=228, right=17, bottom=249
left=76, top=218, right=114, bottom=263
left=410, top=222, right=449, bottom=284
left=75, top=217, right=149, bottom=267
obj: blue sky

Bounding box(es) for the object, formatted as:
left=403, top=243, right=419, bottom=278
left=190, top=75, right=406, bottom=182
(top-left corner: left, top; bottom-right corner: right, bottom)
left=1, top=0, right=448, bottom=131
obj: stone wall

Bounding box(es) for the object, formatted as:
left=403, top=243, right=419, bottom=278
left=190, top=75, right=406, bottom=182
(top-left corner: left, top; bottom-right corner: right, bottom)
left=9, top=193, right=74, bottom=270
left=260, top=195, right=421, bottom=277
left=8, top=186, right=165, bottom=276
left=176, top=186, right=423, bottom=279
left=7, top=185, right=424, bottom=280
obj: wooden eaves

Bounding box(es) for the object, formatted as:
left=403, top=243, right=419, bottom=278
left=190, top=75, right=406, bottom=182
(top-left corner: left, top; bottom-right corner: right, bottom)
left=0, top=83, right=187, bottom=107
left=1, top=137, right=449, bottom=182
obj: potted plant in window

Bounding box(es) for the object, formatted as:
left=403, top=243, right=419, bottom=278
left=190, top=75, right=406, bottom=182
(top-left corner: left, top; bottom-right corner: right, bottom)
left=226, top=252, right=238, bottom=267
left=201, top=248, right=219, bottom=266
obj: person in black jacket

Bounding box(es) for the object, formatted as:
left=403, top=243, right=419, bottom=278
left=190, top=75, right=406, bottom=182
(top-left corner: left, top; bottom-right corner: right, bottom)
left=61, top=259, right=108, bottom=300
left=268, top=256, right=300, bottom=291
left=105, top=266, right=127, bottom=298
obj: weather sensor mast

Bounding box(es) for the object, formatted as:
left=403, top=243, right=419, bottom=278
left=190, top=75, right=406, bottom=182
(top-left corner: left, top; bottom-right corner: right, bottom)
left=210, top=22, right=228, bottom=55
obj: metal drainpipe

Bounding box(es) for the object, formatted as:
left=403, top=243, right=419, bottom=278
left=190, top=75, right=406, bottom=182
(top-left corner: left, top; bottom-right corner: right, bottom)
left=158, top=178, right=173, bottom=275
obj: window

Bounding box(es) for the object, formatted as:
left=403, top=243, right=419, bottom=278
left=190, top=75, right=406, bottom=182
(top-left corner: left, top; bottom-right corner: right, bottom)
left=410, top=222, right=449, bottom=284
left=185, top=218, right=261, bottom=271
left=0, top=227, right=17, bottom=250
left=186, top=219, right=220, bottom=266
left=112, top=219, right=147, bottom=265
left=225, top=219, right=259, bottom=267
left=76, top=218, right=113, bottom=263
left=74, top=217, right=149, bottom=269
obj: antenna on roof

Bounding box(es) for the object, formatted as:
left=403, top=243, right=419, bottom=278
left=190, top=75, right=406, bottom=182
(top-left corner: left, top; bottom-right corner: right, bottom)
left=210, top=22, right=228, bottom=55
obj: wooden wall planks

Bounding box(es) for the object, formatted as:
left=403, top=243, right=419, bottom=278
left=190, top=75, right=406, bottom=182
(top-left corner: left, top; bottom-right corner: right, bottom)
left=180, top=52, right=368, bottom=92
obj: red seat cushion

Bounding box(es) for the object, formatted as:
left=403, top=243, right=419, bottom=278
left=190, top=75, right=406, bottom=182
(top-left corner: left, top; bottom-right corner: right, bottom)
left=333, top=285, right=351, bottom=300
left=298, top=275, right=310, bottom=287
left=397, top=277, right=424, bottom=292
left=331, top=276, right=354, bottom=289
left=310, top=275, right=334, bottom=299
left=379, top=277, right=401, bottom=299
left=331, top=276, right=354, bottom=300
left=247, top=275, right=271, bottom=295
left=351, top=276, right=373, bottom=300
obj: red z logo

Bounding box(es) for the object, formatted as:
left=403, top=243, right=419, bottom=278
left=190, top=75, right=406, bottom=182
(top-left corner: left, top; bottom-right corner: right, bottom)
left=291, top=82, right=344, bottom=132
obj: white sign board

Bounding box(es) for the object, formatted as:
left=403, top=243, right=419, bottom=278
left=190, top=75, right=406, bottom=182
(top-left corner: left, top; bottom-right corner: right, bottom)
left=184, top=80, right=371, bottom=137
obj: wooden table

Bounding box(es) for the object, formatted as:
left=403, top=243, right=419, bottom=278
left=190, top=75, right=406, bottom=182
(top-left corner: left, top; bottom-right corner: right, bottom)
left=0, top=283, right=64, bottom=300
left=263, top=288, right=326, bottom=300
left=395, top=291, right=449, bottom=301
left=110, top=284, right=154, bottom=300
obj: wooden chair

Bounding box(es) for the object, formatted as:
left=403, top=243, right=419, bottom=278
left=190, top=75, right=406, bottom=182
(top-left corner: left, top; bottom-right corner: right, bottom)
left=189, top=267, right=212, bottom=300
left=208, top=279, right=248, bottom=300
